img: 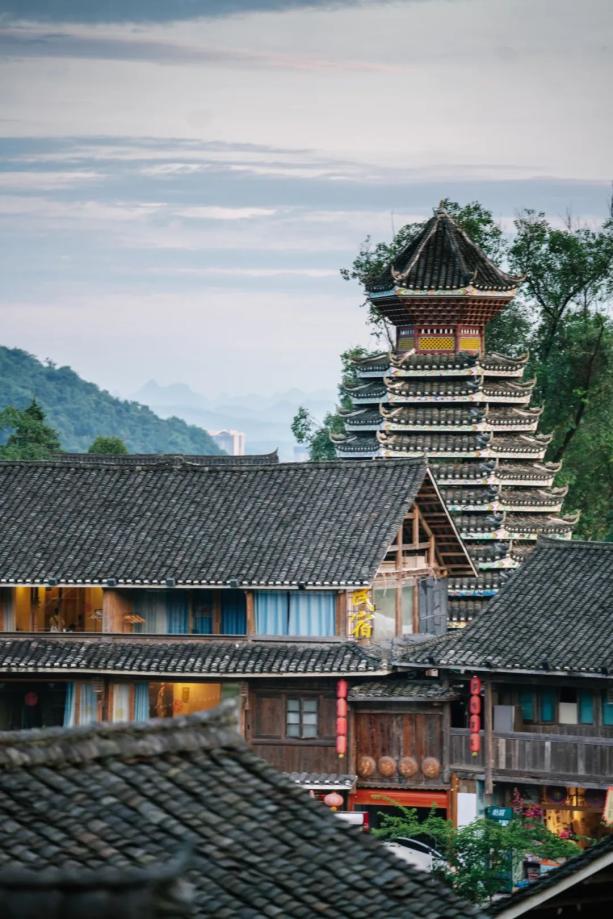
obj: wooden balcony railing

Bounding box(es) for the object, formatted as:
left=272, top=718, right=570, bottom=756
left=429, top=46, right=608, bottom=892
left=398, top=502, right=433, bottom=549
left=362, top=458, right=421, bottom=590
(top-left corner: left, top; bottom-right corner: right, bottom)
left=450, top=728, right=613, bottom=785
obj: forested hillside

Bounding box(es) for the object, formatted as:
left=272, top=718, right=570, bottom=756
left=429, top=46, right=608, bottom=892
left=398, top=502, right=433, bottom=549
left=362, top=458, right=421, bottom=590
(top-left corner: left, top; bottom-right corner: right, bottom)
left=0, top=347, right=223, bottom=455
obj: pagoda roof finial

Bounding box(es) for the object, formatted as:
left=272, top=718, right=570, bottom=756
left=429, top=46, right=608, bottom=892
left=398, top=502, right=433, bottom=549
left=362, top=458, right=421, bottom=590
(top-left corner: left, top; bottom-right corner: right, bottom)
left=378, top=202, right=523, bottom=293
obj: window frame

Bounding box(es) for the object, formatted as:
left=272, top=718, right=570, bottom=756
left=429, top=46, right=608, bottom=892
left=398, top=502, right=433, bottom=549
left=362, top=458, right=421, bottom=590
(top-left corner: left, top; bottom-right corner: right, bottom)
left=285, top=695, right=320, bottom=740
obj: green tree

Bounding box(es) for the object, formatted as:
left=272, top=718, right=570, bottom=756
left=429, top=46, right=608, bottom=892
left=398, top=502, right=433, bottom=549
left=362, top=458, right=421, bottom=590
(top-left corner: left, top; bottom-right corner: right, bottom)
left=374, top=805, right=580, bottom=905
left=88, top=436, right=129, bottom=455
left=0, top=400, right=61, bottom=460
left=291, top=346, right=375, bottom=461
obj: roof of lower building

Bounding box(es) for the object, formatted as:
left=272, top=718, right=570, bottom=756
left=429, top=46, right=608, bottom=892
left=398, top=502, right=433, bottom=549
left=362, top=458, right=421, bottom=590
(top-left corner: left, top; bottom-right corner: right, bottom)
left=0, top=705, right=484, bottom=919
left=0, top=457, right=428, bottom=587
left=395, top=538, right=613, bottom=677
left=370, top=208, right=522, bottom=293
left=489, top=834, right=613, bottom=917
left=0, top=636, right=387, bottom=677
left=348, top=677, right=458, bottom=702
left=284, top=772, right=357, bottom=790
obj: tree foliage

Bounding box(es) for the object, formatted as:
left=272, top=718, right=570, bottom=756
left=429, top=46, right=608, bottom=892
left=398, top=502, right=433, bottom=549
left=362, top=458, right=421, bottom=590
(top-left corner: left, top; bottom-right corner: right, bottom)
left=88, top=436, right=129, bottom=455
left=0, top=400, right=61, bottom=460
left=0, top=347, right=222, bottom=455
left=374, top=805, right=580, bottom=905
left=295, top=199, right=613, bottom=539
left=292, top=346, right=375, bottom=461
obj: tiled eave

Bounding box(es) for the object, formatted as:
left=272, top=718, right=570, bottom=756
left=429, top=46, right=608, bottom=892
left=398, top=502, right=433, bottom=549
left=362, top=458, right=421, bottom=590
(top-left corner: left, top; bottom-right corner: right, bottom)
left=0, top=578, right=371, bottom=588
left=0, top=635, right=389, bottom=678
left=370, top=286, right=519, bottom=299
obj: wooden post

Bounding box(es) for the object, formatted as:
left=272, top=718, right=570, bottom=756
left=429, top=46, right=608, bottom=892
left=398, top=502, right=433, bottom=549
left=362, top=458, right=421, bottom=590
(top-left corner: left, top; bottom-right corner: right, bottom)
left=336, top=592, right=347, bottom=638
left=395, top=525, right=403, bottom=635
left=245, top=591, right=255, bottom=636
left=484, top=679, right=494, bottom=796
left=449, top=773, right=459, bottom=826
left=212, top=590, right=221, bottom=635
left=412, top=507, right=420, bottom=546
left=412, top=577, right=420, bottom=634
left=442, top=698, right=451, bottom=783
left=102, top=589, right=131, bottom=633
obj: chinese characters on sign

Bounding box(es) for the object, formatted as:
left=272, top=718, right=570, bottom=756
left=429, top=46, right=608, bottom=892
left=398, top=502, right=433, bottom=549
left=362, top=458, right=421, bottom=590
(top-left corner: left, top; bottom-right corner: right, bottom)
left=349, top=589, right=375, bottom=640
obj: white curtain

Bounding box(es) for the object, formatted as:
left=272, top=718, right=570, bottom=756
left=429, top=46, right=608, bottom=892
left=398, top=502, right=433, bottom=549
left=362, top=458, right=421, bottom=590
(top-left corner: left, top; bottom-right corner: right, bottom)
left=77, top=683, right=99, bottom=725
left=110, top=684, right=131, bottom=722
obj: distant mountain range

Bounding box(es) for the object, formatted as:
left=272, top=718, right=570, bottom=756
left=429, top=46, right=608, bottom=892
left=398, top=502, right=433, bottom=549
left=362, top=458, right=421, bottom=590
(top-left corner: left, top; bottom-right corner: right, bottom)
left=0, top=347, right=223, bottom=455
left=132, top=380, right=336, bottom=460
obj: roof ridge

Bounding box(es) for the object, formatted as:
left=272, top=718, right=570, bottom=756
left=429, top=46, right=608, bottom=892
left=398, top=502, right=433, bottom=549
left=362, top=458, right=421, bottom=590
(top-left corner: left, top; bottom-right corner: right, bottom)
left=539, top=535, right=613, bottom=550
left=0, top=701, right=243, bottom=771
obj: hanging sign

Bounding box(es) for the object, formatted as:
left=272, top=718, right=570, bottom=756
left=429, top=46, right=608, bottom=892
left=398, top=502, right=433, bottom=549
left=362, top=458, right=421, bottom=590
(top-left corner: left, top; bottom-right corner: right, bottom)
left=348, top=589, right=375, bottom=640
left=469, top=675, right=482, bottom=757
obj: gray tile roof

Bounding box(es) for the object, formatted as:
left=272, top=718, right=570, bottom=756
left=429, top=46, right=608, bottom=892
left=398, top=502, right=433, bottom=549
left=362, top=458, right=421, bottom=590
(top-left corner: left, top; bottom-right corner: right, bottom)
left=489, top=834, right=613, bottom=917
left=0, top=636, right=387, bottom=677
left=349, top=678, right=459, bottom=702
left=47, top=450, right=279, bottom=465
left=285, top=772, right=357, bottom=790
left=395, top=538, right=613, bottom=676
left=0, top=704, right=484, bottom=918
left=0, top=457, right=427, bottom=587
left=370, top=208, right=521, bottom=293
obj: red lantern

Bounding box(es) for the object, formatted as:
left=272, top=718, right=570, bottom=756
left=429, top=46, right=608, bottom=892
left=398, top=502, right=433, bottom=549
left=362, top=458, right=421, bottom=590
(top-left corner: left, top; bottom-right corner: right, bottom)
left=24, top=691, right=38, bottom=707
left=336, top=735, right=347, bottom=757
left=336, top=715, right=347, bottom=736
left=469, top=695, right=481, bottom=715
left=337, top=698, right=347, bottom=718
left=470, top=734, right=481, bottom=756
left=337, top=679, right=348, bottom=699
left=323, top=791, right=344, bottom=811
left=469, top=714, right=480, bottom=734
left=470, top=675, right=482, bottom=696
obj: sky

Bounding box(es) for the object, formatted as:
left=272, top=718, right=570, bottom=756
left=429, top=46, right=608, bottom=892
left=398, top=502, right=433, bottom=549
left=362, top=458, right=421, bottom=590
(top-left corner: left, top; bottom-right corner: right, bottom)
left=0, top=0, right=612, bottom=401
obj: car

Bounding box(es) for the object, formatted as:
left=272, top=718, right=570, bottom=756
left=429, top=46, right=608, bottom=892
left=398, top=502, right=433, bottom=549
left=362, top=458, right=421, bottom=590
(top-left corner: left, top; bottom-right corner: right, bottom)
left=381, top=837, right=446, bottom=872
left=334, top=811, right=370, bottom=832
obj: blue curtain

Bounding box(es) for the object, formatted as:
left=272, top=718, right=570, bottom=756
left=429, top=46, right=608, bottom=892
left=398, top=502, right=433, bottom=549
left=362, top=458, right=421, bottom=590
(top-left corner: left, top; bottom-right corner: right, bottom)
left=221, top=591, right=247, bottom=635
left=134, top=683, right=150, bottom=721
left=255, top=591, right=288, bottom=635
left=167, top=592, right=189, bottom=634
left=539, top=690, right=556, bottom=722
left=289, top=592, right=335, bottom=637
left=578, top=691, right=593, bottom=724
left=63, top=682, right=75, bottom=727
left=78, top=683, right=99, bottom=725
left=133, top=591, right=167, bottom=634
left=519, top=691, right=534, bottom=722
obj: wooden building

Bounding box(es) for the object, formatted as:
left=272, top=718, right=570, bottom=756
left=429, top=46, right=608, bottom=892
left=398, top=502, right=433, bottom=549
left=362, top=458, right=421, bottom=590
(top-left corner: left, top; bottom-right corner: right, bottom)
left=394, top=538, right=613, bottom=839
left=0, top=452, right=473, bottom=809
left=334, top=207, right=578, bottom=625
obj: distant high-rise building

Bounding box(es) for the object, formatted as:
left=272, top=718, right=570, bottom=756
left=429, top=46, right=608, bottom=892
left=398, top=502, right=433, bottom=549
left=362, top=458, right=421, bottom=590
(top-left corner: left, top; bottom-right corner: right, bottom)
left=211, top=429, right=246, bottom=456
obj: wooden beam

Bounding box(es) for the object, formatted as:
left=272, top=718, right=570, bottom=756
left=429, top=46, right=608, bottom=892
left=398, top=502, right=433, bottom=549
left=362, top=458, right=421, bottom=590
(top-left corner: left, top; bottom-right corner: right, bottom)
left=246, top=591, right=255, bottom=636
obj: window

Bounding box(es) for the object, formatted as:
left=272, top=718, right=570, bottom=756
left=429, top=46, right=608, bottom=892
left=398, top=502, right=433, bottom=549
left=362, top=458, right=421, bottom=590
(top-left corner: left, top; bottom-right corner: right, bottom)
left=418, top=578, right=448, bottom=635
left=539, top=689, right=556, bottom=723
left=578, top=691, right=594, bottom=724
left=519, top=690, right=534, bottom=722
left=286, top=697, right=318, bottom=739
left=372, top=587, right=396, bottom=640
left=254, top=591, right=335, bottom=637
left=602, top=692, right=613, bottom=726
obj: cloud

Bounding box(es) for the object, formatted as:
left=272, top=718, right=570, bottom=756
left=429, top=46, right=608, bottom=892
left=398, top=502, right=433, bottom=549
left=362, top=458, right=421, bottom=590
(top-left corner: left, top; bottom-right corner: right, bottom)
left=174, top=206, right=278, bottom=220
left=0, top=0, right=365, bottom=25
left=0, top=170, right=104, bottom=189
left=0, top=26, right=407, bottom=73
